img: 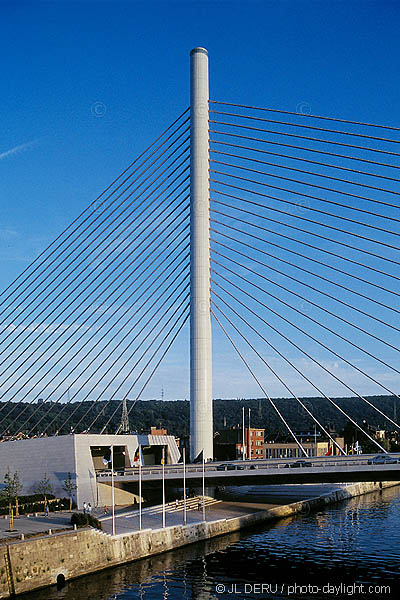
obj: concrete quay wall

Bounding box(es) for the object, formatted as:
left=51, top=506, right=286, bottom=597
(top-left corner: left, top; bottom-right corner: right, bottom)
left=0, top=480, right=398, bottom=598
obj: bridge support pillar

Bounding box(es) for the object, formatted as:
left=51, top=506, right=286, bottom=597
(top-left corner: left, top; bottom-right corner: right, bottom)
left=190, top=47, right=213, bottom=462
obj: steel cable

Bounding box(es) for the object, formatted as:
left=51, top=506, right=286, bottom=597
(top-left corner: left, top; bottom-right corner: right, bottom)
left=0, top=199, right=189, bottom=392
left=0, top=170, right=189, bottom=357
left=86, top=299, right=190, bottom=433
left=210, top=221, right=400, bottom=308
left=211, top=296, right=389, bottom=452
left=19, top=289, right=189, bottom=437
left=0, top=108, right=189, bottom=303
left=211, top=281, right=400, bottom=436
left=209, top=100, right=400, bottom=133
left=209, top=129, right=400, bottom=172
left=210, top=188, right=400, bottom=269
left=211, top=307, right=308, bottom=456
left=211, top=300, right=346, bottom=454
left=211, top=254, right=400, bottom=364
left=210, top=148, right=400, bottom=212
left=0, top=200, right=189, bottom=415
left=0, top=135, right=190, bottom=324
left=0, top=209, right=190, bottom=405
left=210, top=138, right=400, bottom=191
left=210, top=173, right=400, bottom=249
left=107, top=312, right=190, bottom=433
left=0, top=117, right=190, bottom=313
left=30, top=269, right=190, bottom=437
left=0, top=240, right=189, bottom=428
left=210, top=109, right=400, bottom=145
left=212, top=268, right=400, bottom=399
left=211, top=235, right=400, bottom=338
left=210, top=119, right=400, bottom=158
left=44, top=266, right=189, bottom=435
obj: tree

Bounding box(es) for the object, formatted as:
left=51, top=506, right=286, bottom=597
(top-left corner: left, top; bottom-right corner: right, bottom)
left=1, top=468, right=23, bottom=516
left=62, top=473, right=77, bottom=510
left=34, top=473, right=53, bottom=506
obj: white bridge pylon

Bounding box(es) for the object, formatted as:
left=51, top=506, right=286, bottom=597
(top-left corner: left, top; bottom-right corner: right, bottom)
left=190, top=47, right=213, bottom=462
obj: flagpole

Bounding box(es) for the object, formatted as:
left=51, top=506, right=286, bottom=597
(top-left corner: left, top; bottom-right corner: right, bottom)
left=183, top=447, right=187, bottom=525
left=111, top=445, right=115, bottom=536
left=162, top=447, right=166, bottom=528
left=202, top=450, right=205, bottom=522
left=248, top=407, right=251, bottom=461
left=242, top=406, right=245, bottom=461
left=139, top=444, right=142, bottom=531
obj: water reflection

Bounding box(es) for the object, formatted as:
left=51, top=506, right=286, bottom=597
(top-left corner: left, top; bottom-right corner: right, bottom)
left=21, top=486, right=400, bottom=599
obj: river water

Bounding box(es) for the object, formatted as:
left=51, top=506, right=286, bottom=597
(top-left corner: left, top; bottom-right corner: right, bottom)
left=22, top=485, right=400, bottom=600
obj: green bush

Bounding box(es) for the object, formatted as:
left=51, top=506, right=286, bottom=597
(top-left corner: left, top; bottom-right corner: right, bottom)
left=0, top=493, right=55, bottom=508
left=70, top=512, right=102, bottom=530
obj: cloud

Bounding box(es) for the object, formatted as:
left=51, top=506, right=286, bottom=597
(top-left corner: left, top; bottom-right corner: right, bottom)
left=0, top=139, right=39, bottom=161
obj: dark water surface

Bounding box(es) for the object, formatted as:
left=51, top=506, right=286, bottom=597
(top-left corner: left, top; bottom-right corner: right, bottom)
left=22, top=485, right=400, bottom=600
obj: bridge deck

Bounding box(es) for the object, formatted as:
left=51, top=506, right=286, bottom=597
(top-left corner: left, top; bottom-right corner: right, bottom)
left=96, top=454, right=400, bottom=487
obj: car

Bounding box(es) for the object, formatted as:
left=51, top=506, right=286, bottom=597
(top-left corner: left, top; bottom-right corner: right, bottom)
left=216, top=463, right=235, bottom=471
left=216, top=463, right=244, bottom=471
left=367, top=455, right=398, bottom=465
left=284, top=460, right=312, bottom=468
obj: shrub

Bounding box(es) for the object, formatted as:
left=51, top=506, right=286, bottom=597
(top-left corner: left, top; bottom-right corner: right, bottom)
left=0, top=493, right=55, bottom=508
left=70, top=512, right=102, bottom=530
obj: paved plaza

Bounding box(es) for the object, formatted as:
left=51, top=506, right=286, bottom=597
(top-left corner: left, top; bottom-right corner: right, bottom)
left=0, top=498, right=275, bottom=543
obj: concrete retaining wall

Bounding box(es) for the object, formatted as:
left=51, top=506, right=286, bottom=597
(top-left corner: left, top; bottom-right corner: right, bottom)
left=0, top=480, right=398, bottom=598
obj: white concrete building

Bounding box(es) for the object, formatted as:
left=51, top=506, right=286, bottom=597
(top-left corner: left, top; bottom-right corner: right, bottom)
left=0, top=433, right=180, bottom=509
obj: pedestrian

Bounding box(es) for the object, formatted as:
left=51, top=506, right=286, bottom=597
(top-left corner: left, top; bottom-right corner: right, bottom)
left=83, top=501, right=87, bottom=514
left=44, top=504, right=49, bottom=517
left=198, top=500, right=202, bottom=511
left=175, top=499, right=179, bottom=508
left=104, top=505, right=109, bottom=514
left=87, top=502, right=92, bottom=514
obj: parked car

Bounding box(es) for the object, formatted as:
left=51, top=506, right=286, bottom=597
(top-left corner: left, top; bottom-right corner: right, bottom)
left=284, top=460, right=312, bottom=468
left=367, top=455, right=398, bottom=465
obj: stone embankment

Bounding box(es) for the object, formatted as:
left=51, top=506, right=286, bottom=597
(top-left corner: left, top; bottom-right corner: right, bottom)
left=0, top=480, right=398, bottom=598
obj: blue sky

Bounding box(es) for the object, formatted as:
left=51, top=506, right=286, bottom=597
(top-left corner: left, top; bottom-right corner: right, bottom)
left=0, top=0, right=399, bottom=406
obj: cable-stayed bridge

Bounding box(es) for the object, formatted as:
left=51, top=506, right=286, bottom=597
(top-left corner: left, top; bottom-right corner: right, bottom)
left=1, top=47, right=400, bottom=466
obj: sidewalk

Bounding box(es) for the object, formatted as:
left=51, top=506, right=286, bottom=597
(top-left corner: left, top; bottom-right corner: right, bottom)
left=0, top=511, right=72, bottom=543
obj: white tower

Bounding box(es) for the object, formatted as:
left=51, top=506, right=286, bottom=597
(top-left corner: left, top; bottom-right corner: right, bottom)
left=190, top=47, right=213, bottom=462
